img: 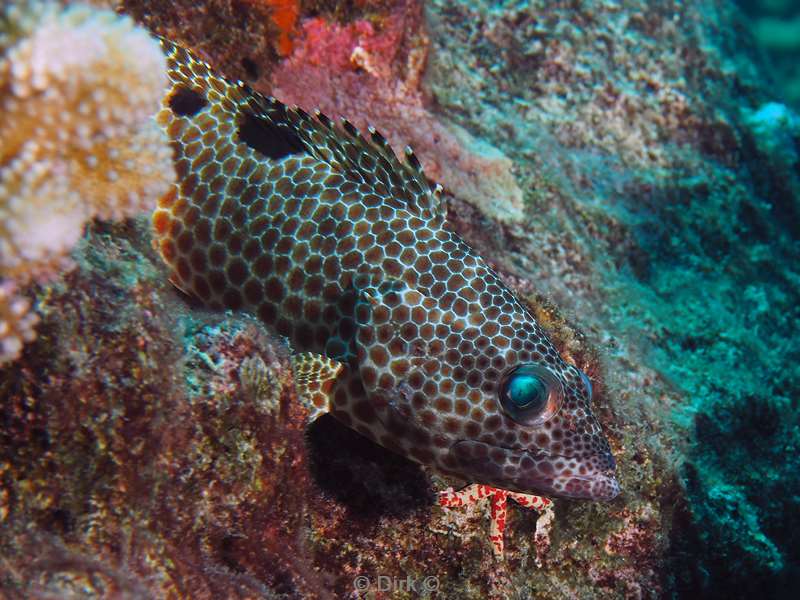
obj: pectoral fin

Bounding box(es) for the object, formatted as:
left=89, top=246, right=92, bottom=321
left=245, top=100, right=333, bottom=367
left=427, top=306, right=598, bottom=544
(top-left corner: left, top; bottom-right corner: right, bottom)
left=291, top=352, right=343, bottom=422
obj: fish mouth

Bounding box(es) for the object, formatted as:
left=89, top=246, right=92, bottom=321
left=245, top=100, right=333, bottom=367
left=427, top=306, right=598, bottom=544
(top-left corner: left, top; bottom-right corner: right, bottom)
left=449, top=440, right=620, bottom=501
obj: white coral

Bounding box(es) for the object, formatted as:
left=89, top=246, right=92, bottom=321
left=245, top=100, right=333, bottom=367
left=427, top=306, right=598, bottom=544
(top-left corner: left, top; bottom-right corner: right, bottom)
left=0, top=1, right=174, bottom=364
left=0, top=0, right=173, bottom=278
left=0, top=282, right=38, bottom=364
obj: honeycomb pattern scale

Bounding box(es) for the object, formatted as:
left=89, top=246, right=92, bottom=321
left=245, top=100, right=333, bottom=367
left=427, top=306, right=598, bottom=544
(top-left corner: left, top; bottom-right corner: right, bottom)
left=152, top=39, right=619, bottom=501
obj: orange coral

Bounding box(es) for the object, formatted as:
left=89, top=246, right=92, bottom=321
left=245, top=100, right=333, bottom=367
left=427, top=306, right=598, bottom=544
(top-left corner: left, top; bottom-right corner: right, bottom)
left=266, top=0, right=299, bottom=56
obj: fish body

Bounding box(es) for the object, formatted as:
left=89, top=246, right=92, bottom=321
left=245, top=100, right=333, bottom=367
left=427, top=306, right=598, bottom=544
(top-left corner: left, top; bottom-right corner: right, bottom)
left=152, top=39, right=619, bottom=501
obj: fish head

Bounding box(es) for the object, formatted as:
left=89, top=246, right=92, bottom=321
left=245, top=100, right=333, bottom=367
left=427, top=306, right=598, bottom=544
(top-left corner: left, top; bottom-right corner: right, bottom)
left=445, top=353, right=620, bottom=501
left=356, top=278, right=619, bottom=502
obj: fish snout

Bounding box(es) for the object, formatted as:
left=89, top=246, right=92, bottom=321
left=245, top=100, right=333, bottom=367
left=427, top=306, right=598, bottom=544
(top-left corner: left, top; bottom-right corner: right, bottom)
left=449, top=439, right=620, bottom=501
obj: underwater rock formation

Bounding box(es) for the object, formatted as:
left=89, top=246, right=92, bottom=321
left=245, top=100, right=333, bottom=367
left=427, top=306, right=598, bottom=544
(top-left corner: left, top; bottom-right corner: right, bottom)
left=1, top=0, right=798, bottom=598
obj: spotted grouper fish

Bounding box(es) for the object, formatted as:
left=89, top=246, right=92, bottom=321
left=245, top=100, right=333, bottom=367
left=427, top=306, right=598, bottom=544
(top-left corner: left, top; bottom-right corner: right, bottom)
left=152, top=39, right=619, bottom=505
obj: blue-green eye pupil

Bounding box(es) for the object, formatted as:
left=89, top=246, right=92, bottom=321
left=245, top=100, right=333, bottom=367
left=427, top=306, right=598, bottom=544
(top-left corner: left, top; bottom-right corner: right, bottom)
left=499, top=364, right=564, bottom=425
left=506, top=374, right=547, bottom=409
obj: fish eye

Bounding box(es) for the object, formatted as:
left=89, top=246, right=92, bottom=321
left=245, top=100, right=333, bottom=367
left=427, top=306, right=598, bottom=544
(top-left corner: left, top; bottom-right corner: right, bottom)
left=499, top=364, right=564, bottom=426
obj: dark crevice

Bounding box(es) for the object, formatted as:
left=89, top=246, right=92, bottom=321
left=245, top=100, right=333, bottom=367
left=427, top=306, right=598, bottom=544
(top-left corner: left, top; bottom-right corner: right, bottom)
left=306, top=414, right=433, bottom=518
left=240, top=56, right=259, bottom=80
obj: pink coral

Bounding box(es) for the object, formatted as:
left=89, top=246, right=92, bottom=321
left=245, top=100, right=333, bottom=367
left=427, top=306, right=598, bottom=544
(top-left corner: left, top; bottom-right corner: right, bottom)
left=270, top=4, right=525, bottom=224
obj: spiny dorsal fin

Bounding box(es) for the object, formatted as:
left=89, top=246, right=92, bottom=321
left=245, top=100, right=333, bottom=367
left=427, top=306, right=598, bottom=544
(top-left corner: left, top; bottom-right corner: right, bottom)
left=291, top=352, right=343, bottom=422
left=158, top=36, right=443, bottom=220
left=266, top=102, right=443, bottom=220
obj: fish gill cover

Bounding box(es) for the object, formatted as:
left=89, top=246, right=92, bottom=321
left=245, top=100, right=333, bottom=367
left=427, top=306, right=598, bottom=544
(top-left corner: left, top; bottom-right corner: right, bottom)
left=0, top=1, right=798, bottom=599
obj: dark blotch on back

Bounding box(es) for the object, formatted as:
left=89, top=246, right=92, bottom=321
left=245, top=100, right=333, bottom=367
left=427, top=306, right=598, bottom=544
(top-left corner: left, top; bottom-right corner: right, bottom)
left=238, top=110, right=307, bottom=160
left=168, top=85, right=207, bottom=117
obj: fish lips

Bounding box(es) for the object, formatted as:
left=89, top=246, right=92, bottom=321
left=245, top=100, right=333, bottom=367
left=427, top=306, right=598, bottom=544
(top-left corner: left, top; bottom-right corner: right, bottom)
left=449, top=440, right=620, bottom=501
